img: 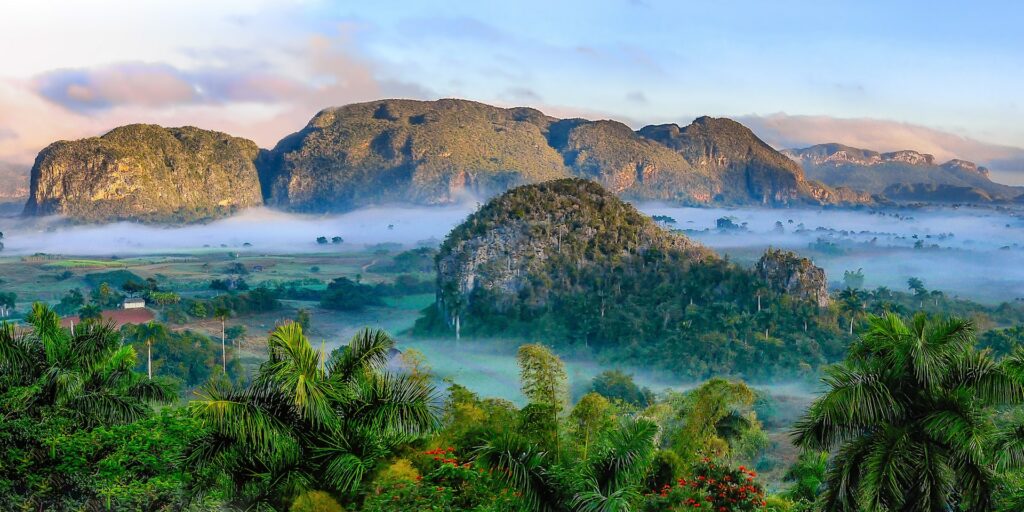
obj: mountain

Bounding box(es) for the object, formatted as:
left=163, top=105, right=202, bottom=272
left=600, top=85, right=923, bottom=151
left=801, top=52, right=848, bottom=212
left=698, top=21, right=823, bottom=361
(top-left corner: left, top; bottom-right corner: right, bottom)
left=0, top=161, right=29, bottom=201
left=783, top=143, right=1021, bottom=202
left=414, top=178, right=846, bottom=380
left=24, top=124, right=263, bottom=223
left=261, top=99, right=855, bottom=212
left=21, top=99, right=869, bottom=224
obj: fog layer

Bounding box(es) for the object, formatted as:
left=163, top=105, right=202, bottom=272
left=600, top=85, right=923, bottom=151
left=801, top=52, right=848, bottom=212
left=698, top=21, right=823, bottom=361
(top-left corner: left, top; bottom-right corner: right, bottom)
left=3, top=203, right=1024, bottom=303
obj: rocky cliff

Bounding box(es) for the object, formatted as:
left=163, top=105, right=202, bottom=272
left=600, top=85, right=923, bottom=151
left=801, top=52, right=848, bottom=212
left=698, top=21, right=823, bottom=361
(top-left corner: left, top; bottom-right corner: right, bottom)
left=262, top=99, right=856, bottom=212
left=755, top=248, right=830, bottom=307
left=24, top=125, right=263, bottom=223
left=783, top=143, right=1019, bottom=201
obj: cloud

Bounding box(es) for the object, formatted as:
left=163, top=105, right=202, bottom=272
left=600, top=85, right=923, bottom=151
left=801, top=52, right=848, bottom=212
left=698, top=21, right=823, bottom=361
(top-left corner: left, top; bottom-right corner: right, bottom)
left=32, top=61, right=312, bottom=111
left=0, top=27, right=433, bottom=165
left=739, top=113, right=1024, bottom=184
left=34, top=63, right=199, bottom=110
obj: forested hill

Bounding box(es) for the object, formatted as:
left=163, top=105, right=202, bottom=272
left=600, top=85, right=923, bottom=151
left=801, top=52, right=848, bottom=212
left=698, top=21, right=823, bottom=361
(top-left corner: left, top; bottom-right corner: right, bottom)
left=414, top=178, right=851, bottom=380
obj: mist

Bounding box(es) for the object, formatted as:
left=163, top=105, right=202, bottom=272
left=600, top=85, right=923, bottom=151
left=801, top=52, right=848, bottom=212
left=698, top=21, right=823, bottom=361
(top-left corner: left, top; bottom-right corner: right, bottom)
left=0, top=205, right=475, bottom=256
left=642, top=204, right=1024, bottom=304
left=4, top=201, right=1024, bottom=303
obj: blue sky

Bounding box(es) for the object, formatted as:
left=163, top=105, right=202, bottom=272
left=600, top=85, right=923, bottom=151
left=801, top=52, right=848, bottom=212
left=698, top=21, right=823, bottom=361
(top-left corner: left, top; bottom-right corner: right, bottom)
left=1, top=0, right=1022, bottom=180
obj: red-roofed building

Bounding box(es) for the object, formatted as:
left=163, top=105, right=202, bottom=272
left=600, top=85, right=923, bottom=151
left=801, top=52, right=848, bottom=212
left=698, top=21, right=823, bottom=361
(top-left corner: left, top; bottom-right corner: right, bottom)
left=61, top=308, right=155, bottom=329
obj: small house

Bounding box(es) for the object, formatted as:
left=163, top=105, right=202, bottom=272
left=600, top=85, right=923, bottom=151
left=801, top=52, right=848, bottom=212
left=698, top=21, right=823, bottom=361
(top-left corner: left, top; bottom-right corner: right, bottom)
left=122, top=297, right=146, bottom=310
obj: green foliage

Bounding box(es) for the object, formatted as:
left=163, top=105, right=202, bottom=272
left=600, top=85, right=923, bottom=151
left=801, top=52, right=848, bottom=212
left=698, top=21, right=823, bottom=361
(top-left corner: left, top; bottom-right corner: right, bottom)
left=590, top=369, right=653, bottom=407
left=0, top=307, right=184, bottom=510
left=362, top=447, right=523, bottom=512
left=320, top=277, right=384, bottom=311
left=54, top=288, right=85, bottom=315
left=792, top=313, right=1024, bottom=511
left=121, top=323, right=245, bottom=388
left=26, top=124, right=262, bottom=223
left=417, top=179, right=850, bottom=381
left=187, top=325, right=439, bottom=510
left=782, top=450, right=827, bottom=504
left=669, top=378, right=767, bottom=468
left=83, top=269, right=145, bottom=290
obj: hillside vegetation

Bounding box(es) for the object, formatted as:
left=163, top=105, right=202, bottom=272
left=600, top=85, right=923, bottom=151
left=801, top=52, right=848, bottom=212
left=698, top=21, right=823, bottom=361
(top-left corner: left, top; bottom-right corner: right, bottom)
left=24, top=124, right=263, bottom=223
left=414, top=178, right=849, bottom=379
left=263, top=99, right=852, bottom=212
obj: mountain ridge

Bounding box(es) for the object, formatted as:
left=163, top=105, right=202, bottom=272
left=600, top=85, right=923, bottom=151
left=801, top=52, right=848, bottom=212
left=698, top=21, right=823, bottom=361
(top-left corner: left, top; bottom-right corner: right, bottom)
left=783, top=143, right=1020, bottom=202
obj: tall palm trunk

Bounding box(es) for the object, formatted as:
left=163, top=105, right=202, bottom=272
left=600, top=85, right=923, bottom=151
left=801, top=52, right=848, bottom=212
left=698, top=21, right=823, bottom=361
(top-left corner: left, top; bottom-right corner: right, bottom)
left=221, top=317, right=226, bottom=372
left=147, top=339, right=152, bottom=380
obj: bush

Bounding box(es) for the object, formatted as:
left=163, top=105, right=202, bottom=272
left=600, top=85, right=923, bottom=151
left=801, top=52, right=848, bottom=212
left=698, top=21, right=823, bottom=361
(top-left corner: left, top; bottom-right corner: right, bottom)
left=320, top=278, right=383, bottom=311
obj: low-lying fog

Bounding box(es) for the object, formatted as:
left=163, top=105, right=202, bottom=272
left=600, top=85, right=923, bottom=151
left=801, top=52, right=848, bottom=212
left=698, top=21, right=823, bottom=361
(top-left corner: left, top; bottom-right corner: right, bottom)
left=3, top=202, right=1024, bottom=303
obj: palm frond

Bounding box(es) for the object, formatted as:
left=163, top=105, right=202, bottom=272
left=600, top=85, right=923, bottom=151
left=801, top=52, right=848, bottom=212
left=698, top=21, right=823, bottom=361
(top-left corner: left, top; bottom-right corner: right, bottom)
left=326, top=328, right=393, bottom=381
left=346, top=372, right=439, bottom=435
left=474, top=432, right=556, bottom=512
left=258, top=323, right=338, bottom=428
left=590, top=417, right=658, bottom=492
left=190, top=381, right=300, bottom=462
left=571, top=486, right=639, bottom=512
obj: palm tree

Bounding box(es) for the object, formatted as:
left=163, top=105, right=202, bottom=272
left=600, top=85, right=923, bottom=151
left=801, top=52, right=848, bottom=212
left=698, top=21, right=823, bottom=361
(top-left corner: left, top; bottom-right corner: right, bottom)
left=474, top=416, right=658, bottom=512
left=0, top=303, right=175, bottom=426
left=186, top=324, right=438, bottom=509
left=133, top=321, right=167, bottom=380
left=837, top=287, right=865, bottom=335
left=783, top=450, right=828, bottom=504
left=213, top=306, right=230, bottom=372
left=792, top=313, right=1024, bottom=511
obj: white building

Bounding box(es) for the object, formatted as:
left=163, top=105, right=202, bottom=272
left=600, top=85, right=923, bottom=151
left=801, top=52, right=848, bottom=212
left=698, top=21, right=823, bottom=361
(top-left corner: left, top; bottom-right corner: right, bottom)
left=122, top=298, right=146, bottom=309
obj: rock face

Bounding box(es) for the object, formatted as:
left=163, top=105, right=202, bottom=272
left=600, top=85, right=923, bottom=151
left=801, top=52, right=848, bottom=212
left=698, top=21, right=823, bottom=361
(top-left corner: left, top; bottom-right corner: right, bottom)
left=261, top=99, right=855, bottom=212
left=24, top=125, right=263, bottom=223
left=638, top=117, right=837, bottom=204
left=262, top=99, right=567, bottom=212
left=783, top=143, right=1018, bottom=202
left=755, top=248, right=830, bottom=308
left=435, top=178, right=712, bottom=317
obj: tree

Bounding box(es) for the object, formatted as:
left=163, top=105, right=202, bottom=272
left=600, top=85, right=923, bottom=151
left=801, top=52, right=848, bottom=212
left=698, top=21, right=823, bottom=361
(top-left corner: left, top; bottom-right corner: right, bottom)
left=671, top=378, right=763, bottom=465
left=78, top=303, right=102, bottom=322
left=475, top=416, right=658, bottom=512
left=907, top=277, right=928, bottom=308
left=320, top=277, right=383, bottom=311
left=0, top=303, right=175, bottom=425
left=792, top=313, right=1024, bottom=511
left=590, top=369, right=653, bottom=407
left=133, top=321, right=168, bottom=380
left=331, top=236, right=343, bottom=244
left=213, top=306, right=230, bottom=372
left=842, top=268, right=865, bottom=289
left=783, top=450, right=828, bottom=504
left=295, top=308, right=311, bottom=330
left=518, top=344, right=568, bottom=460
left=568, top=392, right=615, bottom=460
left=837, top=287, right=865, bottom=335
left=187, top=325, right=437, bottom=509
left=316, top=236, right=328, bottom=244
left=0, top=291, right=14, bottom=318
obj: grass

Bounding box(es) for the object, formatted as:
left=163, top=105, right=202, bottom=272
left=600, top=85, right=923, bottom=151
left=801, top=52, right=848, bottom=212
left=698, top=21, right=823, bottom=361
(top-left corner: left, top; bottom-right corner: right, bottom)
left=42, top=259, right=128, bottom=269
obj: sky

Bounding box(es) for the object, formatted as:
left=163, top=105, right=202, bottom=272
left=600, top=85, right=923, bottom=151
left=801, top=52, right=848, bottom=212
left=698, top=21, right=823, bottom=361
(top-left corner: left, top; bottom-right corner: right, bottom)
left=1, top=0, right=1023, bottom=182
